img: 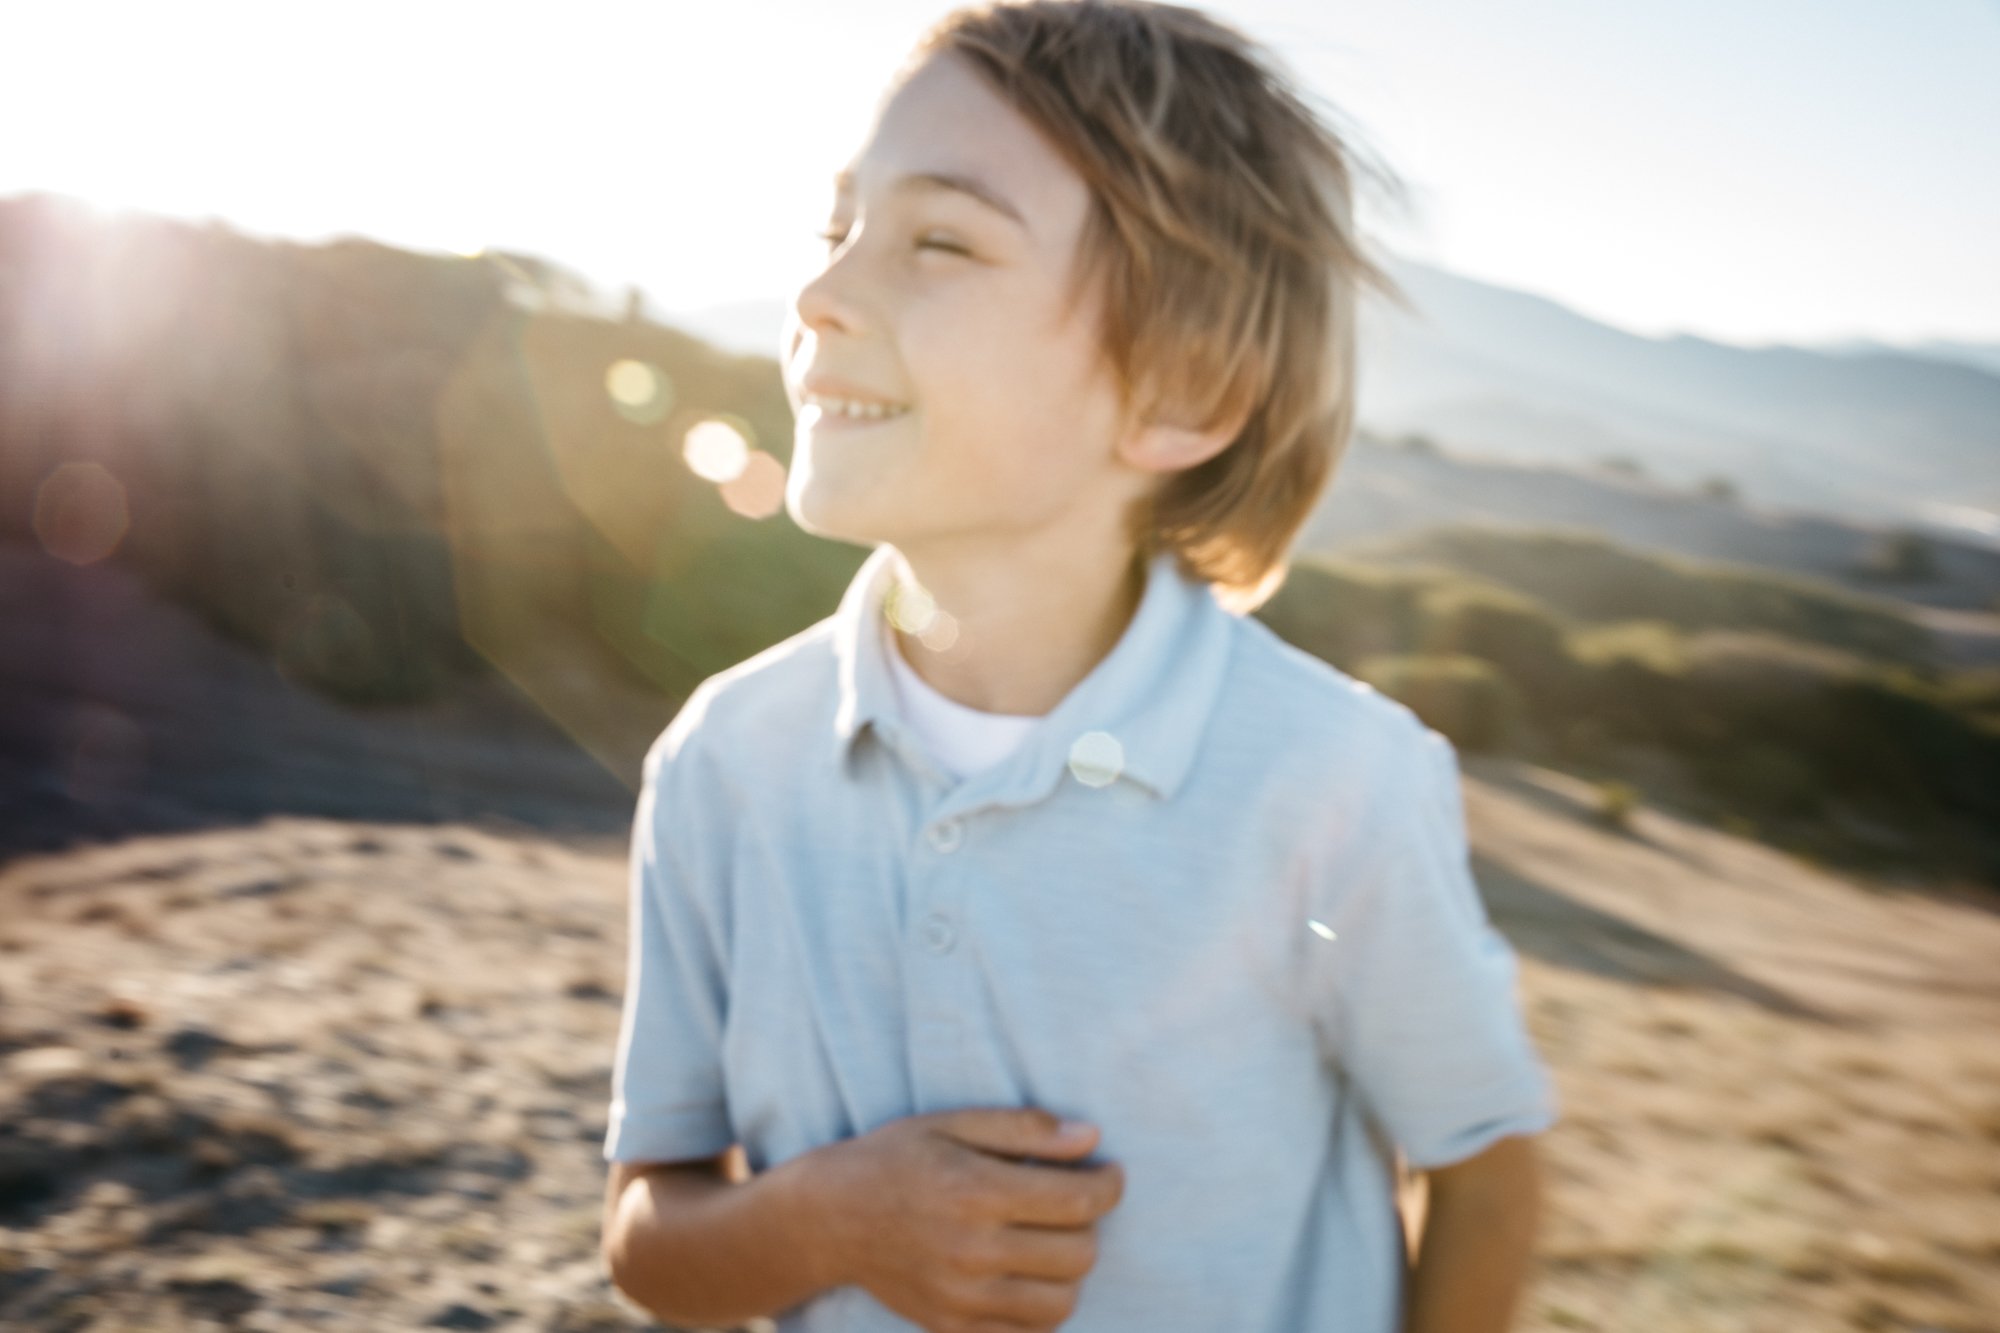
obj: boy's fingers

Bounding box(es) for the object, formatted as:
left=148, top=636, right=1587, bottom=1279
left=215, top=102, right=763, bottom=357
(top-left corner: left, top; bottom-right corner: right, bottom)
left=982, top=1156, right=1124, bottom=1228
left=973, top=1272, right=1085, bottom=1328
left=930, top=1107, right=1097, bottom=1160
left=996, top=1220, right=1101, bottom=1281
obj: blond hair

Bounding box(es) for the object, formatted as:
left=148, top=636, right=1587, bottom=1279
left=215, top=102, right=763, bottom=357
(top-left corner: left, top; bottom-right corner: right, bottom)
left=890, top=0, right=1411, bottom=613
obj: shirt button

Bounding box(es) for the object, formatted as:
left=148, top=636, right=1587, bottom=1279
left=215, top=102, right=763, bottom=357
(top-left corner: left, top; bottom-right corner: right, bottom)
left=926, top=819, right=964, bottom=853
left=921, top=913, right=957, bottom=954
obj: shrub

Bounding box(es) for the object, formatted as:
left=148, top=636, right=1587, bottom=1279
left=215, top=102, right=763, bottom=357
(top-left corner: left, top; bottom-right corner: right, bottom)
left=1698, top=742, right=1827, bottom=819
left=1348, top=524, right=1936, bottom=671
left=1568, top=619, right=1688, bottom=675
left=1682, top=630, right=1861, bottom=753
left=1558, top=716, right=1611, bottom=761
left=1936, top=666, right=2000, bottom=722
left=1561, top=621, right=1700, bottom=749
left=1353, top=654, right=1524, bottom=753
left=1720, top=813, right=1758, bottom=839
left=1595, top=779, right=1639, bottom=829
left=1679, top=633, right=1999, bottom=821
left=1257, top=557, right=1435, bottom=669
left=1851, top=529, right=1940, bottom=582
left=1415, top=582, right=1580, bottom=707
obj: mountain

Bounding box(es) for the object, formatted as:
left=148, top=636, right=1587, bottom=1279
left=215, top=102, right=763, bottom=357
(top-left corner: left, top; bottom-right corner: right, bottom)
left=1357, top=257, right=2000, bottom=535
left=1804, top=336, right=2000, bottom=378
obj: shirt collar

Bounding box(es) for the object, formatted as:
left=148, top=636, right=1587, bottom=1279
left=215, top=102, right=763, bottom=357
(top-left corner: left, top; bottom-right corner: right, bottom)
left=832, top=543, right=1236, bottom=810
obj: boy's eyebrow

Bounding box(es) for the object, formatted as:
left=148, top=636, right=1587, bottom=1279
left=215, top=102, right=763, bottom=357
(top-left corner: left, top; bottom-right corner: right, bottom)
left=831, top=168, right=1029, bottom=234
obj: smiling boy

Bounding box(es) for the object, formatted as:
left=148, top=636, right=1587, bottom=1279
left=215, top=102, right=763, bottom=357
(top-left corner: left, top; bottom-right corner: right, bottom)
left=601, top=3, right=1557, bottom=1332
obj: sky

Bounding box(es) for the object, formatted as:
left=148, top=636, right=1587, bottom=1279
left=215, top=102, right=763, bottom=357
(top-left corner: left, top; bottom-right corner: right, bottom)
left=6, top=0, right=1997, bottom=349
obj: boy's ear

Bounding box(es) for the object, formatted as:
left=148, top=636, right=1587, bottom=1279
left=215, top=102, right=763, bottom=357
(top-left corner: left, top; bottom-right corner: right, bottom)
left=1118, top=395, right=1252, bottom=476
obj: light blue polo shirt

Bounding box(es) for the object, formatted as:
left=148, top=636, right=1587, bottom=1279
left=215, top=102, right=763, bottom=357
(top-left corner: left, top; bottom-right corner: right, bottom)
left=605, top=542, right=1559, bottom=1333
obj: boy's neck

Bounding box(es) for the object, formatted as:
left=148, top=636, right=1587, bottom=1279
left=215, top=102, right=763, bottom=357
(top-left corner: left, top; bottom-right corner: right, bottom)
left=883, top=537, right=1149, bottom=719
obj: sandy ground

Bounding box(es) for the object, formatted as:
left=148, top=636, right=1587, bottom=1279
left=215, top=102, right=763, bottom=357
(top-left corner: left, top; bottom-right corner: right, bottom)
left=3, top=767, right=1998, bottom=1333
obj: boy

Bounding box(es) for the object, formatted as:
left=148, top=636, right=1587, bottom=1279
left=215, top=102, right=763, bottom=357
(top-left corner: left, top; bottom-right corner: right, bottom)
left=601, top=3, right=1558, bottom=1331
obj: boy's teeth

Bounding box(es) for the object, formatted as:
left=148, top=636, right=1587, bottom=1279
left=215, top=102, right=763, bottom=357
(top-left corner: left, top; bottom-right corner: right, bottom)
left=817, top=396, right=907, bottom=419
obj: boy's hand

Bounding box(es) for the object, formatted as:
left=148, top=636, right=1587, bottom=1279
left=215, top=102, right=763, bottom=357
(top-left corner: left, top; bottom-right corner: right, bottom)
left=805, top=1107, right=1123, bottom=1332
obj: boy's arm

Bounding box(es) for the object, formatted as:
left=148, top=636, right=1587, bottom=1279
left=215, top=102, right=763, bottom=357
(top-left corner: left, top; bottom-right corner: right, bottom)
left=1304, top=730, right=1558, bottom=1329
left=602, top=1146, right=841, bottom=1328
left=1400, top=1132, right=1544, bottom=1333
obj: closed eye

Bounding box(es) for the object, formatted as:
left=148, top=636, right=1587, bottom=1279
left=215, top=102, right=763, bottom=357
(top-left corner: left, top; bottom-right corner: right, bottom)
left=815, top=228, right=970, bottom=258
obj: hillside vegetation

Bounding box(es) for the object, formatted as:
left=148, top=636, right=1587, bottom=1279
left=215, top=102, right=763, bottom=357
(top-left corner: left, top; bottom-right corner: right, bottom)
left=1254, top=541, right=1999, bottom=883
left=6, top=196, right=1992, bottom=885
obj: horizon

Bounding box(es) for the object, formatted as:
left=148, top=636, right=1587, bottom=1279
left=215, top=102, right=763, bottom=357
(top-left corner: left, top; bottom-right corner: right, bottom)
left=5, top=0, right=1997, bottom=348
left=7, top=182, right=1992, bottom=366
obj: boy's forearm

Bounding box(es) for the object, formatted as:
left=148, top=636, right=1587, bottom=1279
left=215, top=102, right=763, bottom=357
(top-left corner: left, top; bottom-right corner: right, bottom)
left=605, top=1149, right=845, bottom=1327
left=1401, top=1138, right=1543, bottom=1333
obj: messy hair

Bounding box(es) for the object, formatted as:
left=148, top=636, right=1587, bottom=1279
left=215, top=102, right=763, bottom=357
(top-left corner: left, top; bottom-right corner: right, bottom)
left=890, top=0, right=1411, bottom=613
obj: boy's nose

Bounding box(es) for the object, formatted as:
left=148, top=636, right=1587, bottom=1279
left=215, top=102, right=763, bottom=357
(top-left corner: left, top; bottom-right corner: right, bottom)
left=792, top=259, right=872, bottom=344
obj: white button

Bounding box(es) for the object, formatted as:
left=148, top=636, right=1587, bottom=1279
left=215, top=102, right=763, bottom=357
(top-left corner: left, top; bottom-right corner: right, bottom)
left=921, top=913, right=957, bottom=954
left=926, top=820, right=963, bottom=852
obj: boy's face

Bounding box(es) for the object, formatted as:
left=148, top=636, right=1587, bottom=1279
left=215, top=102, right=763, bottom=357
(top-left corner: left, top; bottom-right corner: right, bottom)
left=780, top=51, right=1149, bottom=558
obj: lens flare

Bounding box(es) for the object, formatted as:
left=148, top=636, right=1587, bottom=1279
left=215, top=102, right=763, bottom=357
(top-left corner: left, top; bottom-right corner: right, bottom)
left=1067, top=730, right=1125, bottom=787
left=606, top=358, right=675, bottom=425
left=884, top=580, right=939, bottom=634
left=683, top=419, right=750, bottom=482
left=916, top=611, right=959, bottom=652
left=720, top=450, right=787, bottom=519
left=33, top=461, right=130, bottom=566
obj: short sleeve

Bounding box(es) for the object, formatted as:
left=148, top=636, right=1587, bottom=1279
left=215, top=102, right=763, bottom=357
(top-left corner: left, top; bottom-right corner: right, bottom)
left=602, top=717, right=736, bottom=1164
left=1312, top=726, right=1559, bottom=1170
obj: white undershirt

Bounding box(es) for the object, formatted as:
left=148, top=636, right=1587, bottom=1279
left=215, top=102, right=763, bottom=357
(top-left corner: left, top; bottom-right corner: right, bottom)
left=881, top=616, right=1043, bottom=781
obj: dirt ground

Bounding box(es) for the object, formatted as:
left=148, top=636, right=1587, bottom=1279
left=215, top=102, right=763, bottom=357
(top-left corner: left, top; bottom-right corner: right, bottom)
left=3, top=757, right=1997, bottom=1333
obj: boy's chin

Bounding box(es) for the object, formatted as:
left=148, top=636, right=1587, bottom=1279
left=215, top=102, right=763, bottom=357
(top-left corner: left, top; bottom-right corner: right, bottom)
left=782, top=483, right=895, bottom=549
